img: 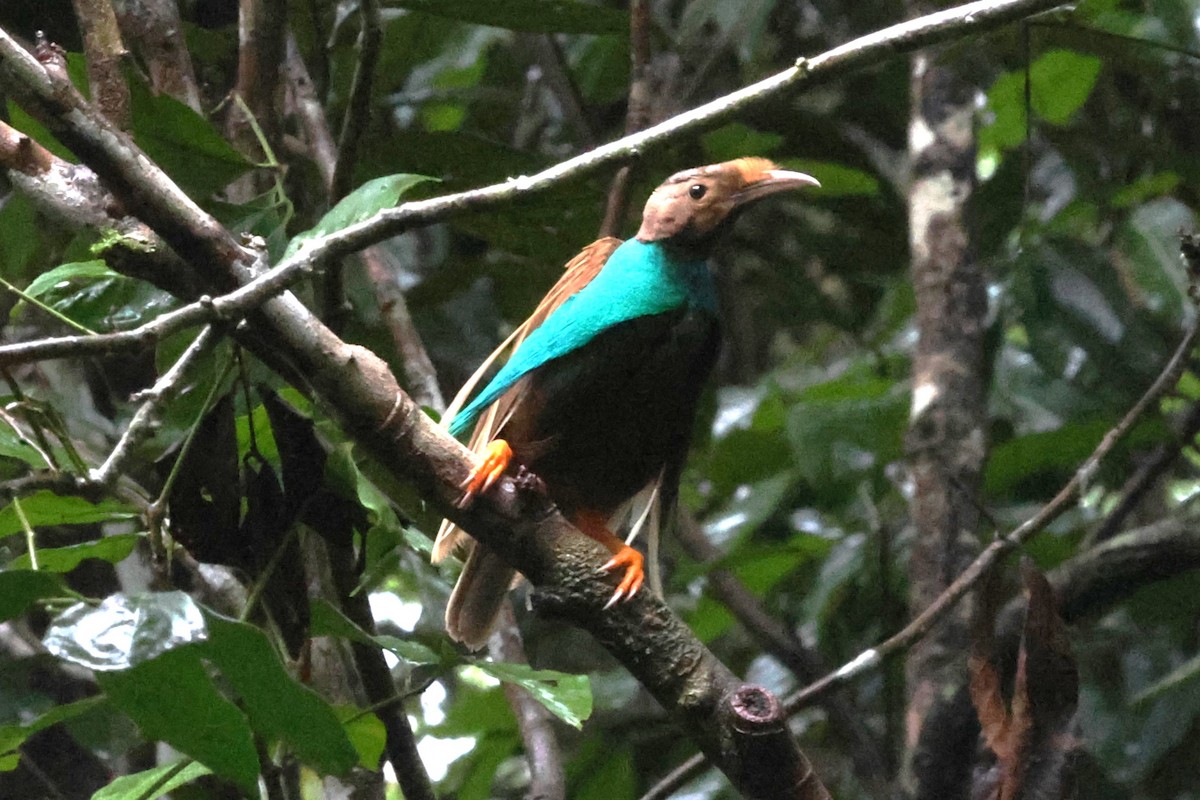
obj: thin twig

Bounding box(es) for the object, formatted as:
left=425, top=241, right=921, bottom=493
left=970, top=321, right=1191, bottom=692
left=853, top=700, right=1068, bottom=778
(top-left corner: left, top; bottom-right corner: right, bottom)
left=788, top=313, right=1199, bottom=710
left=598, top=0, right=653, bottom=237
left=646, top=312, right=1199, bottom=799
left=0, top=0, right=1069, bottom=284
left=331, top=0, right=380, bottom=204
left=324, top=0, right=382, bottom=327
left=90, top=325, right=222, bottom=486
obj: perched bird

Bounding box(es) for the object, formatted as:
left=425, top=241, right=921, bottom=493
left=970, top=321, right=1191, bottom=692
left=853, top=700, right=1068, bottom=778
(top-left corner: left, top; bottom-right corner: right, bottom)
left=434, top=158, right=819, bottom=648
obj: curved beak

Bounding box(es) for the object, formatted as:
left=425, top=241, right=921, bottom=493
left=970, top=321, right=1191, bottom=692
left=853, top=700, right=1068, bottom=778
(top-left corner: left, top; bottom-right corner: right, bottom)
left=734, top=169, right=820, bottom=206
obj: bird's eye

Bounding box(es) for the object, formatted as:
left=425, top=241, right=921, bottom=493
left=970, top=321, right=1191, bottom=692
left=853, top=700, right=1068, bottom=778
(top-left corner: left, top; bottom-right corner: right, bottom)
left=688, top=183, right=707, bottom=200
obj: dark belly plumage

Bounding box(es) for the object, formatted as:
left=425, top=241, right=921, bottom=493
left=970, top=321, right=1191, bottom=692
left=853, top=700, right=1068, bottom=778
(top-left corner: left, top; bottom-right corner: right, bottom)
left=498, top=308, right=720, bottom=517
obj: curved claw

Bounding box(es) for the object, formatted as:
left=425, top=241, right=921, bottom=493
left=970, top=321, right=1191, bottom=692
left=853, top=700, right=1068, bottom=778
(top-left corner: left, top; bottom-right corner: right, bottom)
left=457, top=439, right=514, bottom=508
left=599, top=544, right=645, bottom=609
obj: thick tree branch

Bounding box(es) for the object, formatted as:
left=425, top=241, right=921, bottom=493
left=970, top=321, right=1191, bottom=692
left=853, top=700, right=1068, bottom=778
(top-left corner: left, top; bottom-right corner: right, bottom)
left=0, top=3, right=1077, bottom=794
left=112, top=0, right=203, bottom=112
left=0, top=27, right=832, bottom=800
left=70, top=0, right=131, bottom=128
left=902, top=11, right=987, bottom=797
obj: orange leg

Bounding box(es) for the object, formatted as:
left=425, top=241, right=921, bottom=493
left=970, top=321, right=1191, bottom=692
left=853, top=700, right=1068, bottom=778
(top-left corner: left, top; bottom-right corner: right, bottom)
left=457, top=439, right=514, bottom=508
left=572, top=509, right=645, bottom=608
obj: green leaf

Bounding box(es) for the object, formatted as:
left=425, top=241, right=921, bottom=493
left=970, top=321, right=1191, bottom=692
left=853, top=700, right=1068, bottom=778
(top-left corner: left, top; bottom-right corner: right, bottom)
left=91, top=760, right=213, bottom=800
left=471, top=662, right=592, bottom=729
left=0, top=492, right=137, bottom=541
left=282, top=174, right=436, bottom=261
left=98, top=648, right=260, bottom=793
left=7, top=532, right=141, bottom=572
left=784, top=374, right=908, bottom=486
left=20, top=260, right=118, bottom=300
left=310, top=598, right=442, bottom=665
left=201, top=613, right=358, bottom=776
left=128, top=78, right=253, bottom=198
left=982, top=49, right=1102, bottom=154
left=0, top=696, right=107, bottom=762
left=802, top=532, right=867, bottom=623
left=702, top=123, right=783, bottom=161
left=0, top=570, right=65, bottom=621
left=781, top=158, right=880, bottom=198
left=43, top=591, right=208, bottom=671
left=336, top=707, right=388, bottom=770
left=384, top=0, right=627, bottom=34
left=1117, top=197, right=1195, bottom=325
left=1030, top=49, right=1103, bottom=125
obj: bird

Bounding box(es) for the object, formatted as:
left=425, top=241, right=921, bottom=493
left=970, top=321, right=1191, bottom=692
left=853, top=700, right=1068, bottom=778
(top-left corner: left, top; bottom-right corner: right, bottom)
left=433, top=158, right=819, bottom=649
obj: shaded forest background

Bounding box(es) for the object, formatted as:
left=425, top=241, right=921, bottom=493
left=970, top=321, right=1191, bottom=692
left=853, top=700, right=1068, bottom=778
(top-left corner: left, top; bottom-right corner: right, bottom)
left=1, top=0, right=1199, bottom=798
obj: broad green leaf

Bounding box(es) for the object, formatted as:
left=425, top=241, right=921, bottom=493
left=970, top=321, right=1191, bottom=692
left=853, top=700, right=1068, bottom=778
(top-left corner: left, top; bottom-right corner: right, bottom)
left=201, top=613, right=358, bottom=776
left=335, top=707, right=387, bottom=770
left=91, top=760, right=212, bottom=800
left=0, top=570, right=67, bottom=621
left=282, top=174, right=436, bottom=261
left=385, top=0, right=626, bottom=34
left=43, top=591, right=207, bottom=671
left=20, top=260, right=117, bottom=300
left=1117, top=197, right=1195, bottom=324
left=0, top=696, right=107, bottom=758
left=981, top=49, right=1102, bottom=154
left=98, top=648, right=259, bottom=793
left=785, top=374, right=908, bottom=486
left=702, top=123, right=784, bottom=161
left=471, top=661, right=592, bottom=729
left=7, top=533, right=142, bottom=572
left=702, top=472, right=796, bottom=549
left=781, top=158, right=880, bottom=198
left=310, top=598, right=441, bottom=665
left=0, top=492, right=137, bottom=541
left=1030, top=50, right=1103, bottom=125
left=802, top=532, right=867, bottom=623
left=129, top=78, right=253, bottom=198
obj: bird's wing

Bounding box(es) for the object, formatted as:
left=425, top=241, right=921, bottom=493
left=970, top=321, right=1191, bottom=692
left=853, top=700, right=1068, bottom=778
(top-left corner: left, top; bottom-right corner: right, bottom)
left=433, top=236, right=623, bottom=563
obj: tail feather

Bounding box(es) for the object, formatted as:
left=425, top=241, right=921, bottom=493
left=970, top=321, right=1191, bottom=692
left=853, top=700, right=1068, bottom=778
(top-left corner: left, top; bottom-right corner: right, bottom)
left=445, top=542, right=517, bottom=650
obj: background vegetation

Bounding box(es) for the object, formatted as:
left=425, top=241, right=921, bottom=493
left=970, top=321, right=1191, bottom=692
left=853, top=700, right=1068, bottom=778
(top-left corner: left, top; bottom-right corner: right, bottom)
left=1, top=0, right=1199, bottom=798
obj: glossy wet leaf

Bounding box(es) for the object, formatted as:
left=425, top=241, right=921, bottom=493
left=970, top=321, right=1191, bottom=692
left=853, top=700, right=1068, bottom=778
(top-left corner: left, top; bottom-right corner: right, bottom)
left=283, top=174, right=436, bottom=261
left=7, top=532, right=141, bottom=572
left=91, top=760, right=212, bottom=800
left=470, top=662, right=592, bottom=729
left=43, top=591, right=207, bottom=671
left=19, top=260, right=117, bottom=301
left=97, top=648, right=259, bottom=793
left=0, top=570, right=65, bottom=621
left=201, top=613, right=358, bottom=776
left=0, top=491, right=138, bottom=540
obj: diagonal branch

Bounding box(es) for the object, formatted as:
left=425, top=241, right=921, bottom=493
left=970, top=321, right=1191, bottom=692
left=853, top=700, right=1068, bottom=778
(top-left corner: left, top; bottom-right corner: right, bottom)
left=0, top=2, right=1081, bottom=794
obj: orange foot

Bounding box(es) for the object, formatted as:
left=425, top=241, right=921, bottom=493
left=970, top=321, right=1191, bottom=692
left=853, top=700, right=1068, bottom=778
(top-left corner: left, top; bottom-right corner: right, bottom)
left=457, top=439, right=513, bottom=508
left=599, top=544, right=645, bottom=609
left=572, top=510, right=645, bottom=608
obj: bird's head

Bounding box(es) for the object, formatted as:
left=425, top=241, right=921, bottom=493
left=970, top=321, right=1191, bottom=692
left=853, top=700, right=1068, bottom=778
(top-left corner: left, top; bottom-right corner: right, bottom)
left=635, top=158, right=819, bottom=254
